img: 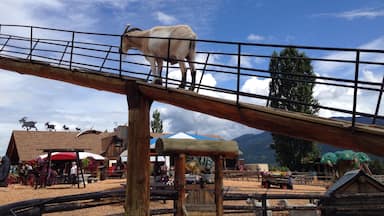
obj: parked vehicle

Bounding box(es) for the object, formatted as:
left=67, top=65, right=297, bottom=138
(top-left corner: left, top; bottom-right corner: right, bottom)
left=107, top=165, right=124, bottom=178
left=261, top=173, right=293, bottom=189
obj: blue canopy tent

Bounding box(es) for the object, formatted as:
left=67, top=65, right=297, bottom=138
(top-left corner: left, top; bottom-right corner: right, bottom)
left=149, top=132, right=221, bottom=172
left=121, top=132, right=220, bottom=166
left=150, top=132, right=220, bottom=149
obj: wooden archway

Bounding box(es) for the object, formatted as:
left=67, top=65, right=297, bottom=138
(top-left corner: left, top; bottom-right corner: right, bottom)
left=155, top=138, right=239, bottom=216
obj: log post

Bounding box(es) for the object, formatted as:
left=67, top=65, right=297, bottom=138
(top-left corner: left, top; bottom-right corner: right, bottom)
left=215, top=155, right=224, bottom=216
left=125, top=87, right=152, bottom=216
left=174, top=153, right=186, bottom=216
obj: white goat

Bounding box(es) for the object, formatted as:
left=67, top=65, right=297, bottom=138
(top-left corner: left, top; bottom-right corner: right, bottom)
left=121, top=25, right=197, bottom=90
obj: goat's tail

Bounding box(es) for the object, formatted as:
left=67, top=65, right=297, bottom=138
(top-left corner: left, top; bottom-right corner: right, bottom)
left=188, top=38, right=196, bottom=60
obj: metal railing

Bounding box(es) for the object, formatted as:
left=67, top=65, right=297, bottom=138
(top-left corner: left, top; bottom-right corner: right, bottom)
left=1, top=24, right=384, bottom=128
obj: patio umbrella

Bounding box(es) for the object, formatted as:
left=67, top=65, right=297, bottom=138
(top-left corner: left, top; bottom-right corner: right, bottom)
left=79, top=152, right=105, bottom=160
left=320, top=152, right=337, bottom=166
left=335, top=150, right=355, bottom=161
left=39, top=152, right=105, bottom=161
left=354, top=152, right=370, bottom=163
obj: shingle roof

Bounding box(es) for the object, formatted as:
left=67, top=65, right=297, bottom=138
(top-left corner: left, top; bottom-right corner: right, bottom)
left=325, top=169, right=384, bottom=196
left=7, top=130, right=112, bottom=162
left=6, top=130, right=221, bottom=163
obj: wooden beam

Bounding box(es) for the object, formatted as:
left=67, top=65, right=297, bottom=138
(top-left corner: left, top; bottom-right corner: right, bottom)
left=174, top=154, right=186, bottom=216
left=2, top=56, right=384, bottom=156
left=215, top=155, right=224, bottom=216
left=0, top=57, right=136, bottom=95
left=155, top=138, right=239, bottom=158
left=125, top=86, right=152, bottom=216
left=138, top=84, right=384, bottom=156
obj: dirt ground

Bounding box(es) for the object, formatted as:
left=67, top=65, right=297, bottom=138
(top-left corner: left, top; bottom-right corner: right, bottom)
left=0, top=179, right=326, bottom=215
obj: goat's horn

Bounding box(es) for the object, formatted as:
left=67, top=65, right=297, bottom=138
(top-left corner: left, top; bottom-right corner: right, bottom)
left=124, top=24, right=131, bottom=33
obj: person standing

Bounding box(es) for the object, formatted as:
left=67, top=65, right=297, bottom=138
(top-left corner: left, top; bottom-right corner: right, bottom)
left=70, top=162, right=77, bottom=187
left=0, top=156, right=11, bottom=187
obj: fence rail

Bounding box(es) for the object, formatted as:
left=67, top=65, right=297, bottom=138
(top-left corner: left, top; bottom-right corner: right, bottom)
left=0, top=187, right=324, bottom=216
left=1, top=24, right=384, bottom=128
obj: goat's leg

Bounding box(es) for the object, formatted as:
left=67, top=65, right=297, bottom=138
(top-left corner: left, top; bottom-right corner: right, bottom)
left=147, top=57, right=159, bottom=84
left=178, top=61, right=187, bottom=89
left=188, top=60, right=196, bottom=91
left=155, top=58, right=163, bottom=85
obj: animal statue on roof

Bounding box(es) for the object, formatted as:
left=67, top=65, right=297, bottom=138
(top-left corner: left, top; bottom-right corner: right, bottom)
left=19, top=117, right=38, bottom=131
left=45, top=122, right=56, bottom=131
left=121, top=25, right=197, bottom=90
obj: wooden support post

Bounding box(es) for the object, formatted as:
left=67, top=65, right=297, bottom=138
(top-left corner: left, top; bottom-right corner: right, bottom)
left=174, top=153, right=186, bottom=216
left=125, top=88, right=152, bottom=216
left=76, top=151, right=86, bottom=188
left=215, top=155, right=224, bottom=216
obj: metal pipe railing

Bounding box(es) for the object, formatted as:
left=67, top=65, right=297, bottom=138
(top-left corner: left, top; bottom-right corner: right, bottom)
left=0, top=24, right=383, bottom=126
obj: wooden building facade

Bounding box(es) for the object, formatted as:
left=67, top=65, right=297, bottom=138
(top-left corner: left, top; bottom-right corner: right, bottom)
left=320, top=170, right=384, bottom=215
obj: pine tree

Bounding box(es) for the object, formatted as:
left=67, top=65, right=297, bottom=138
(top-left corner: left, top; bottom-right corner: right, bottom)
left=268, top=47, right=320, bottom=171
left=151, top=109, right=163, bottom=133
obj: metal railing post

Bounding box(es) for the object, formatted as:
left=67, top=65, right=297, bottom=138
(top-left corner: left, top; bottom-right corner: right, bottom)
left=99, top=46, right=112, bottom=71
left=27, top=39, right=39, bottom=59
left=0, top=35, right=11, bottom=52
left=165, top=38, right=171, bottom=89
left=236, top=43, right=241, bottom=105
left=29, top=26, right=33, bottom=61
left=119, top=34, right=123, bottom=77
left=69, top=31, right=75, bottom=70
left=352, top=50, right=360, bottom=128
left=373, top=76, right=384, bottom=124
left=196, top=53, right=210, bottom=93
left=58, top=41, right=70, bottom=66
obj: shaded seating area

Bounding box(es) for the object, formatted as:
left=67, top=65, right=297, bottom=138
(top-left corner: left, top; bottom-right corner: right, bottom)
left=42, top=148, right=86, bottom=188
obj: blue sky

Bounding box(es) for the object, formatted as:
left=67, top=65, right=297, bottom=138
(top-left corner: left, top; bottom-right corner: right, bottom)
left=0, top=0, right=384, bottom=155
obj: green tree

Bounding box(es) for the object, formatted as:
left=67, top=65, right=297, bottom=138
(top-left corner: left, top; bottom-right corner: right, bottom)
left=151, top=109, right=163, bottom=133
left=268, top=47, right=320, bottom=171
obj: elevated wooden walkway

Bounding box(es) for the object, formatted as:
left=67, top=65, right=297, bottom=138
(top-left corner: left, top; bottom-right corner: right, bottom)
left=1, top=56, right=384, bottom=156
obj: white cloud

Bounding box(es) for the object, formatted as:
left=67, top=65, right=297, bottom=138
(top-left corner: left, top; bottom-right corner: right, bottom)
left=314, top=36, right=384, bottom=77
left=313, top=48, right=384, bottom=118
left=247, top=34, right=264, bottom=41
left=362, top=69, right=380, bottom=82
left=315, top=7, right=384, bottom=20
left=336, top=8, right=384, bottom=20
left=152, top=103, right=260, bottom=140
left=93, top=0, right=137, bottom=9
left=154, top=11, right=178, bottom=25
left=240, top=77, right=271, bottom=105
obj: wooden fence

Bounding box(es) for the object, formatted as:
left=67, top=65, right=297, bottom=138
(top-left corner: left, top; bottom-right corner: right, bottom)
left=0, top=187, right=323, bottom=216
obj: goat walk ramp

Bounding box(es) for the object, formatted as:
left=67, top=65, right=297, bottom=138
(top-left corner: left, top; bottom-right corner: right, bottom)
left=1, top=56, right=384, bottom=156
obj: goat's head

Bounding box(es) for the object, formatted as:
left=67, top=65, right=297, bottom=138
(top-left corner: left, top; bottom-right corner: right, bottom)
left=120, top=24, right=143, bottom=54
left=120, top=24, right=132, bottom=53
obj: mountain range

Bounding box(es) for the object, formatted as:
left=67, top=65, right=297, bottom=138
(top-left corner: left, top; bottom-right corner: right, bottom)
left=233, top=117, right=384, bottom=164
